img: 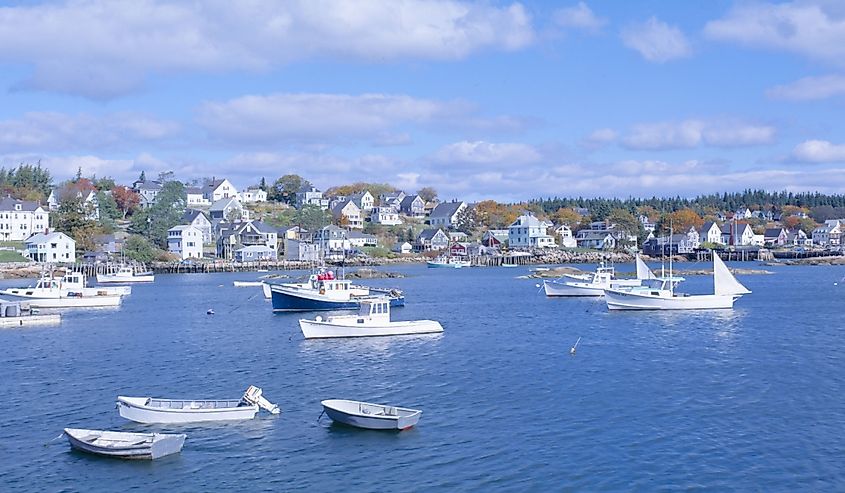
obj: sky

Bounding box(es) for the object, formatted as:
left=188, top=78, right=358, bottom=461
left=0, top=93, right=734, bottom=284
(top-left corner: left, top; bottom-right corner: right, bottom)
left=2, top=0, right=845, bottom=202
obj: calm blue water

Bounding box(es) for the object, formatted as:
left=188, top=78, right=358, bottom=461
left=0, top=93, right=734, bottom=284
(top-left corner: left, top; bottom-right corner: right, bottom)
left=0, top=262, right=843, bottom=491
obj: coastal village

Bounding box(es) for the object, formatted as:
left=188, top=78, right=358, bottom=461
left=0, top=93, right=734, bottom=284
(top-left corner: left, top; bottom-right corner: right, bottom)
left=1, top=164, right=845, bottom=272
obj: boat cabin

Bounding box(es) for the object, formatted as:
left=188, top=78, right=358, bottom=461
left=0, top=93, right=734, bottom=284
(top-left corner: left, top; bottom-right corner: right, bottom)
left=357, top=299, right=391, bottom=321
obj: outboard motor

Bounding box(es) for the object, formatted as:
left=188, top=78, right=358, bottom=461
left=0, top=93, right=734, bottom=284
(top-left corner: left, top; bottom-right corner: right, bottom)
left=242, top=385, right=281, bottom=414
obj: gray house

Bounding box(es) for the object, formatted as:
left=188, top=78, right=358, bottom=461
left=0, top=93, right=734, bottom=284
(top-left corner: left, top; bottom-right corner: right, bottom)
left=399, top=195, right=426, bottom=217
left=416, top=228, right=450, bottom=251
left=428, top=201, right=467, bottom=228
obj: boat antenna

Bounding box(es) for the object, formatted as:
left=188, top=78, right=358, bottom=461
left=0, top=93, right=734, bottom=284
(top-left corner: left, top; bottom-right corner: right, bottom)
left=669, top=220, right=674, bottom=297
left=570, top=336, right=581, bottom=355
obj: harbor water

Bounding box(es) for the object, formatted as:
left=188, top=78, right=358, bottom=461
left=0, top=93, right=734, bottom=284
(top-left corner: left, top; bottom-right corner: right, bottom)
left=0, top=263, right=843, bottom=491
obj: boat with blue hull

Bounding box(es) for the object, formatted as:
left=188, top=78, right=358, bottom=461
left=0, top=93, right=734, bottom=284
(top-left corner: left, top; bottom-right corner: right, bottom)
left=268, top=270, right=403, bottom=312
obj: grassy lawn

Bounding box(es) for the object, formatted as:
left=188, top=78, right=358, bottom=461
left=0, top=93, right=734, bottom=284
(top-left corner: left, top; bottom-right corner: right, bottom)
left=0, top=250, right=30, bottom=262
left=0, top=241, right=25, bottom=249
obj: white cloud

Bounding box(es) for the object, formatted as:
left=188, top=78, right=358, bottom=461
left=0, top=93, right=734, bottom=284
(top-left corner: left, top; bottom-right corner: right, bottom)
left=622, top=119, right=776, bottom=150
left=0, top=112, right=180, bottom=152
left=431, top=140, right=542, bottom=166
left=553, top=2, right=606, bottom=32
left=620, top=16, right=691, bottom=62
left=0, top=0, right=534, bottom=99
left=196, top=92, right=523, bottom=146
left=792, top=139, right=845, bottom=163
left=767, top=74, right=845, bottom=100
left=581, top=128, right=618, bottom=149
left=704, top=2, right=845, bottom=66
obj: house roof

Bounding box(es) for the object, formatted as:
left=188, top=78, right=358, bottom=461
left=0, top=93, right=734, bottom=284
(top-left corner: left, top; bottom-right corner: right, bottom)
left=26, top=231, right=74, bottom=244
left=331, top=199, right=360, bottom=217
left=168, top=224, right=199, bottom=232
left=210, top=197, right=240, bottom=212
left=251, top=221, right=276, bottom=234
left=430, top=201, right=465, bottom=219
left=699, top=221, right=719, bottom=234
left=399, top=195, right=421, bottom=208
left=346, top=231, right=376, bottom=239
left=509, top=213, right=542, bottom=228
left=577, top=231, right=613, bottom=241
left=0, top=197, right=42, bottom=212
left=181, top=209, right=208, bottom=223
left=134, top=180, right=162, bottom=191
left=417, top=228, right=445, bottom=241
left=185, top=186, right=203, bottom=194
left=764, top=228, right=785, bottom=238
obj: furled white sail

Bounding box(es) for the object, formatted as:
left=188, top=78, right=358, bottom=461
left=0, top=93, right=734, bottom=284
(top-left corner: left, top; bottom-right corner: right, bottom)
left=713, top=254, right=751, bottom=296
left=635, top=254, right=657, bottom=280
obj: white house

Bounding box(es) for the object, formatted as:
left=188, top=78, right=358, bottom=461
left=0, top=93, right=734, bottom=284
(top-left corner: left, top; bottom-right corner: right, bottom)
left=331, top=200, right=363, bottom=229
left=786, top=229, right=812, bottom=247
left=370, top=207, right=402, bottom=226
left=347, top=231, right=378, bottom=248
left=203, top=178, right=237, bottom=203
left=239, top=187, right=268, bottom=204
left=186, top=187, right=209, bottom=207
left=576, top=231, right=615, bottom=250
left=350, top=191, right=375, bottom=212
left=721, top=222, right=755, bottom=246
left=296, top=186, right=329, bottom=210
left=734, top=207, right=752, bottom=220
left=181, top=209, right=213, bottom=244
left=25, top=231, right=75, bottom=262
left=399, top=195, right=426, bottom=217
left=0, top=197, right=49, bottom=241
left=428, top=201, right=467, bottom=228
left=508, top=213, right=556, bottom=249
left=216, top=220, right=278, bottom=259
left=699, top=222, right=723, bottom=245
left=812, top=219, right=843, bottom=248
left=392, top=241, right=413, bottom=254
left=554, top=224, right=577, bottom=248
left=167, top=225, right=203, bottom=260
left=380, top=191, right=406, bottom=209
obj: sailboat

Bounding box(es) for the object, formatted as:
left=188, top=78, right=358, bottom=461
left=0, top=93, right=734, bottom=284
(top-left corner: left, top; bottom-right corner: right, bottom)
left=604, top=253, right=751, bottom=310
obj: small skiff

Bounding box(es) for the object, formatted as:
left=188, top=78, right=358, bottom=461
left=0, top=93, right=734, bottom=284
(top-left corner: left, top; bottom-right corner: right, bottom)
left=233, top=281, right=264, bottom=287
left=117, top=385, right=280, bottom=424
left=299, top=299, right=442, bottom=339
left=321, top=399, right=422, bottom=430
left=63, top=428, right=185, bottom=460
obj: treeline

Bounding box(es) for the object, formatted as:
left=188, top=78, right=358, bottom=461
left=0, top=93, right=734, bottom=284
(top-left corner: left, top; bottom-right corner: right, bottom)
left=0, top=162, right=53, bottom=202
left=530, top=189, right=845, bottom=219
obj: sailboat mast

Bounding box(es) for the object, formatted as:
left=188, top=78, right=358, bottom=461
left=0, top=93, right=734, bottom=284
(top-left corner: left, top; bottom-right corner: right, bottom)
left=669, top=224, right=674, bottom=296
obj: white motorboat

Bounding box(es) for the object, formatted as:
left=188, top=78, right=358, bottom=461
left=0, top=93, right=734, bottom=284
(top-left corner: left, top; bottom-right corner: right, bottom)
left=63, top=428, right=185, bottom=460
left=61, top=271, right=131, bottom=296
left=321, top=399, right=422, bottom=430
left=299, top=299, right=442, bottom=339
left=543, top=259, right=645, bottom=297
left=0, top=273, right=122, bottom=308
left=604, top=253, right=751, bottom=310
left=427, top=256, right=470, bottom=268
left=262, top=282, right=271, bottom=299
left=116, top=385, right=280, bottom=424
left=96, top=265, right=155, bottom=283
left=233, top=281, right=264, bottom=287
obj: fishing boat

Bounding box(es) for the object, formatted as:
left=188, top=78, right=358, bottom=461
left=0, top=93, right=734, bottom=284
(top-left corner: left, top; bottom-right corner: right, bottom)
left=63, top=428, right=185, bottom=460
left=96, top=265, right=155, bottom=284
left=426, top=255, right=470, bottom=268
left=269, top=269, right=404, bottom=312
left=604, top=253, right=751, bottom=310
left=320, top=399, right=422, bottom=430
left=542, top=259, right=646, bottom=297
left=116, top=385, right=280, bottom=424
left=0, top=273, right=122, bottom=308
left=299, top=298, right=442, bottom=339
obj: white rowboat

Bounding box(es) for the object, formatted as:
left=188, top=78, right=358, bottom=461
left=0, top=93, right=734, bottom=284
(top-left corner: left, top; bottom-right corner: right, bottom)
left=321, top=399, right=422, bottom=430
left=116, top=385, right=280, bottom=424
left=63, top=428, right=185, bottom=460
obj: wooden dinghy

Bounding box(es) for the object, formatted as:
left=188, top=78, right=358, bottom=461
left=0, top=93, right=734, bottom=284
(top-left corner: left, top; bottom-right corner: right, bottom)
left=117, top=385, right=280, bottom=424
left=321, top=399, right=422, bottom=430
left=63, top=428, right=185, bottom=460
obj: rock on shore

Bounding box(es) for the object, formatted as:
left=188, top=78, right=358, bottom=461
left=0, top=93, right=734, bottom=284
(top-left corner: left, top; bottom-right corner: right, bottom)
left=344, top=268, right=406, bottom=279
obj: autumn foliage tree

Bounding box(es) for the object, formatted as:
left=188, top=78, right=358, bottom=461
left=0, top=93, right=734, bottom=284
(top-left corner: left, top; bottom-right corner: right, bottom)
left=112, top=186, right=140, bottom=219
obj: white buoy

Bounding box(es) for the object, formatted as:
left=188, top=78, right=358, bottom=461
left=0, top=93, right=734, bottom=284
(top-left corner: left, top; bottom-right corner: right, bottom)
left=207, top=309, right=215, bottom=315
left=535, top=283, right=541, bottom=288
left=570, top=336, right=581, bottom=355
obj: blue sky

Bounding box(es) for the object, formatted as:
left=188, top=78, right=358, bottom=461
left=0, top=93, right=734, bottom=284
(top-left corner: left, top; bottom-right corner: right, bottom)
left=2, top=0, right=845, bottom=202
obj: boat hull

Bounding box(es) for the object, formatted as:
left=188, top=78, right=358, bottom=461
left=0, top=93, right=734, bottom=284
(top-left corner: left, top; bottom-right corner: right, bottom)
left=4, top=295, right=122, bottom=308
left=605, top=289, right=738, bottom=310
left=543, top=279, right=641, bottom=297
left=321, top=400, right=421, bottom=430
left=270, top=284, right=404, bottom=312
left=427, top=261, right=469, bottom=268
left=64, top=428, right=185, bottom=460
left=300, top=319, right=443, bottom=339
left=96, top=274, right=155, bottom=283
left=116, top=397, right=258, bottom=424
